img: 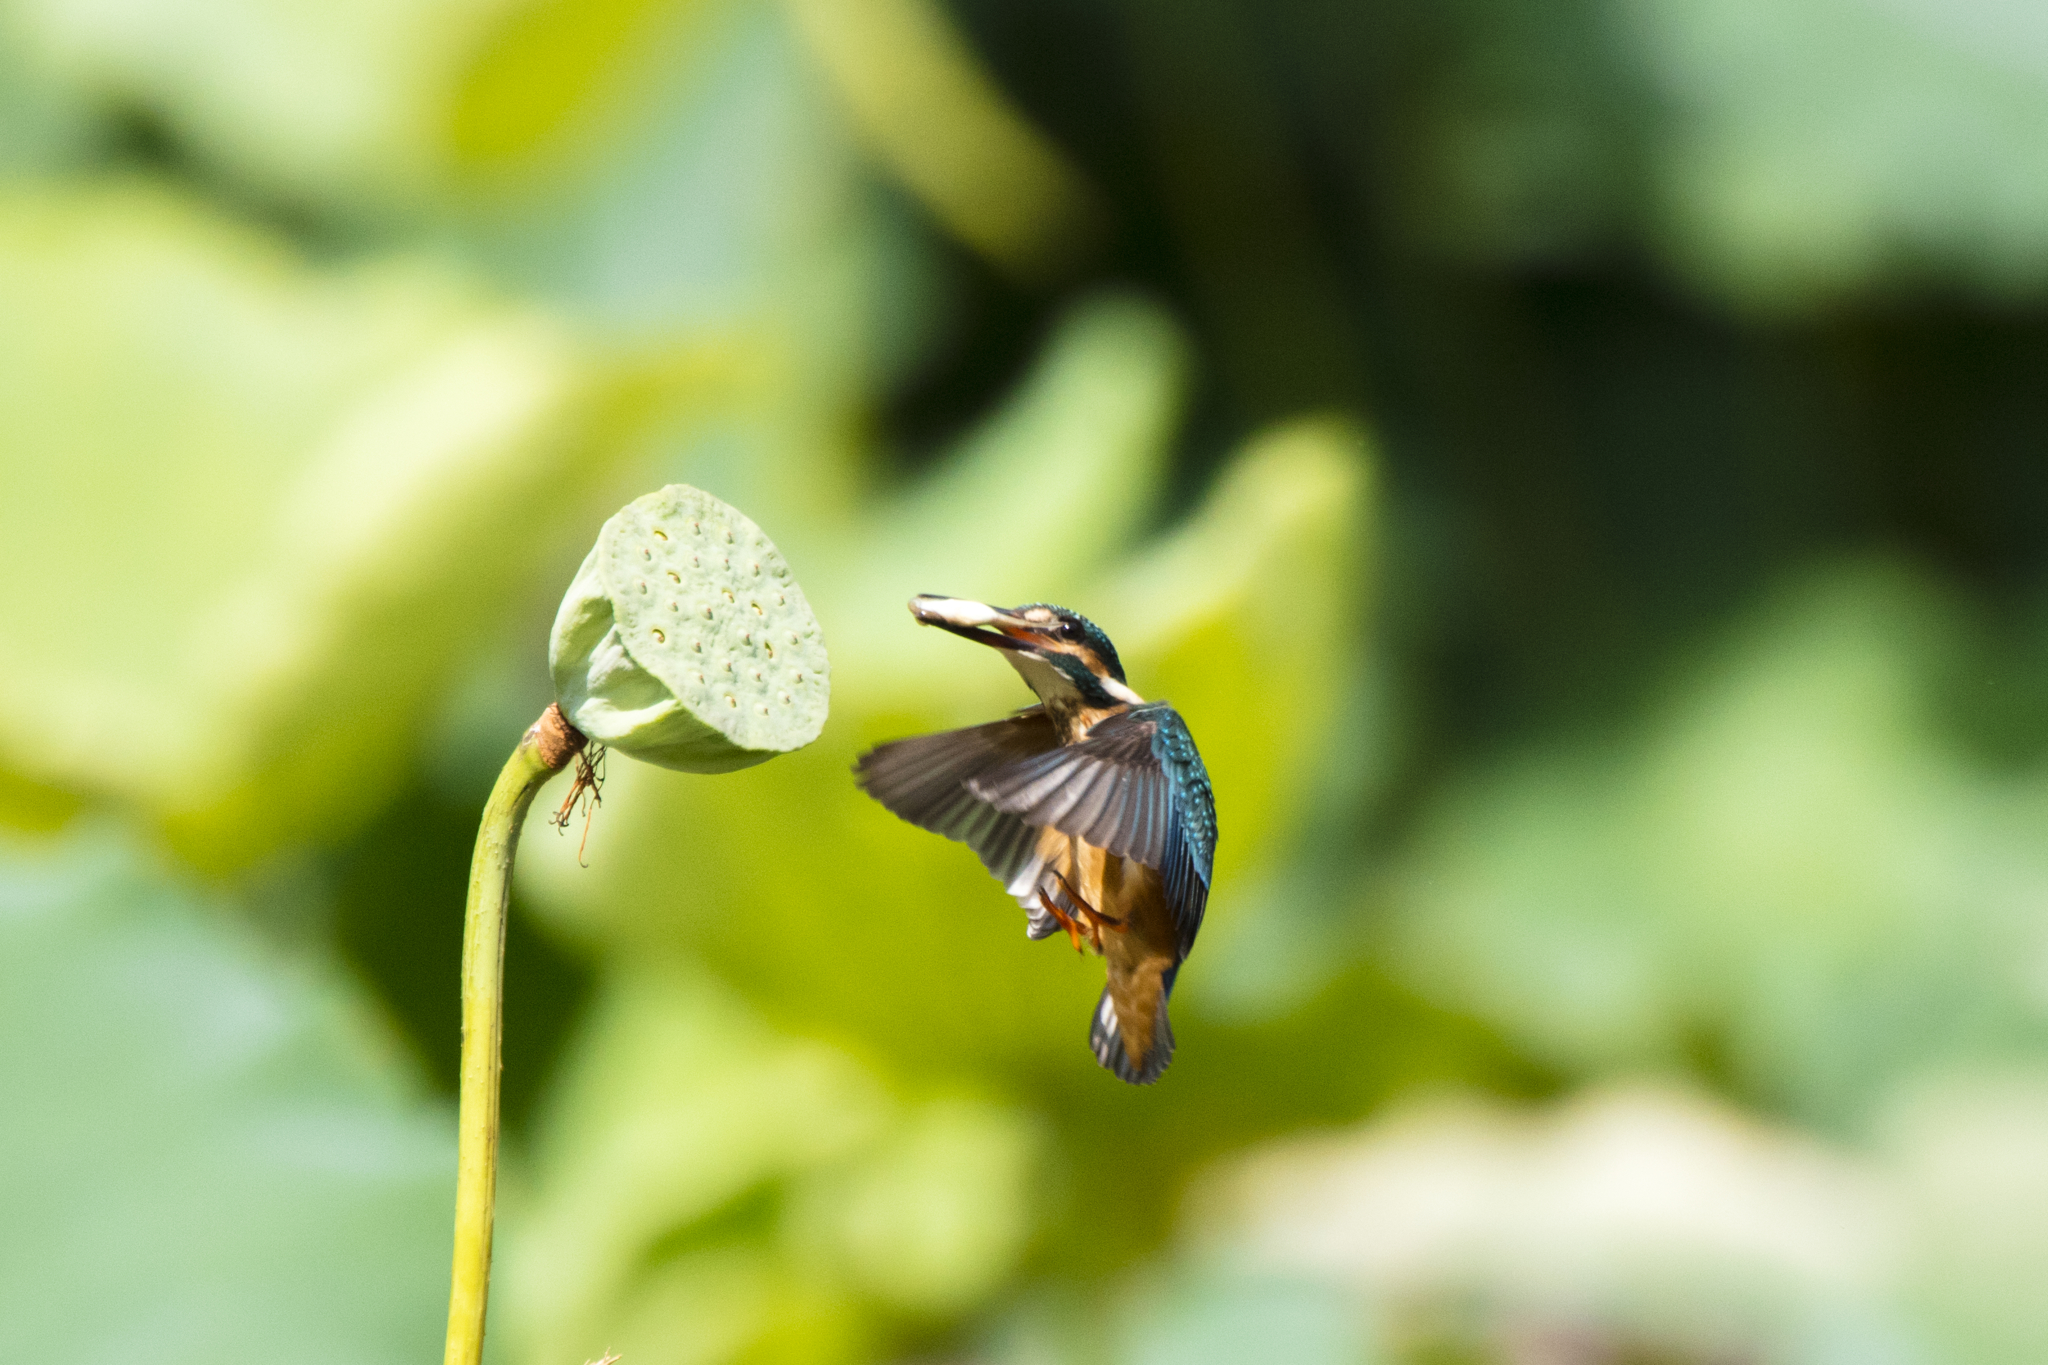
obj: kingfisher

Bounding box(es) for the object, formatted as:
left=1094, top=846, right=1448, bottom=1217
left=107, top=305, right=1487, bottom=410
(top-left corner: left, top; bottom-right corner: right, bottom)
left=854, top=596, right=1216, bottom=1084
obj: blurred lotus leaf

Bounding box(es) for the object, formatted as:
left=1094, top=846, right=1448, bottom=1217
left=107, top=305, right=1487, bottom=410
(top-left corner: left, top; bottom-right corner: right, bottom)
left=1116, top=1272, right=1372, bottom=1365
left=5, top=0, right=743, bottom=217
left=1621, top=0, right=2048, bottom=307
left=0, top=181, right=652, bottom=869
left=1389, top=563, right=2048, bottom=1130
left=784, top=1096, right=1042, bottom=1317
left=0, top=824, right=450, bottom=1363
left=1145, top=1077, right=2048, bottom=1365
left=446, top=0, right=731, bottom=184
left=780, top=0, right=1099, bottom=279
left=0, top=17, right=92, bottom=179
left=1443, top=0, right=2048, bottom=306
left=1881, top=1072, right=2048, bottom=1365
left=9, top=0, right=509, bottom=209
left=551, top=484, right=830, bottom=772
left=503, top=960, right=1041, bottom=1364
left=1175, top=1085, right=1904, bottom=1364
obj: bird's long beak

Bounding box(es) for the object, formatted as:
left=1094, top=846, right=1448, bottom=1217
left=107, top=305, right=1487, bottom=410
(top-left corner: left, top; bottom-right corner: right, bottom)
left=909, top=595, right=1043, bottom=651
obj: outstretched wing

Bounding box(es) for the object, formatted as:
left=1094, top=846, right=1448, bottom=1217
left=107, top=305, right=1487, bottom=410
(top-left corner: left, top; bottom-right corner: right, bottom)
left=965, top=703, right=1215, bottom=959
left=853, top=709, right=1062, bottom=897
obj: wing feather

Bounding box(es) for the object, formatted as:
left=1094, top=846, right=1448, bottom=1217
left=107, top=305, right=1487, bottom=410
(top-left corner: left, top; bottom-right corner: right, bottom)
left=856, top=703, right=1215, bottom=958
left=967, top=703, right=1215, bottom=957
left=855, top=710, right=1061, bottom=889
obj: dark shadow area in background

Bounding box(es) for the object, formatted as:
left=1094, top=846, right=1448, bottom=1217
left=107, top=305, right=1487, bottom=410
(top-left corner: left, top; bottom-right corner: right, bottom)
left=913, top=0, right=2048, bottom=776
left=878, top=233, right=1048, bottom=478
left=100, top=102, right=372, bottom=261
left=331, top=780, right=594, bottom=1138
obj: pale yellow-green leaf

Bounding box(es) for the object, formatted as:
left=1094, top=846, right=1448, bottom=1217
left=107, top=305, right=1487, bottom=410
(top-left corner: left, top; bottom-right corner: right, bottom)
left=780, top=0, right=1100, bottom=280
left=6, top=0, right=749, bottom=220
left=0, top=181, right=641, bottom=866
left=503, top=958, right=1040, bottom=1363
left=783, top=1098, right=1043, bottom=1316
left=10, top=0, right=512, bottom=209
left=503, top=961, right=888, bottom=1365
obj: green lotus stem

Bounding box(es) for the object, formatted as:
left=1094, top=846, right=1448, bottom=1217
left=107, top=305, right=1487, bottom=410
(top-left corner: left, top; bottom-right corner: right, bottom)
left=438, top=484, right=823, bottom=1361
left=444, top=703, right=585, bottom=1365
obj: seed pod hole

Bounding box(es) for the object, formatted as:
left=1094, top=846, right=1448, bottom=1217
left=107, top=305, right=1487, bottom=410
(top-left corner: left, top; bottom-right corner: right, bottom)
left=553, top=484, right=830, bottom=772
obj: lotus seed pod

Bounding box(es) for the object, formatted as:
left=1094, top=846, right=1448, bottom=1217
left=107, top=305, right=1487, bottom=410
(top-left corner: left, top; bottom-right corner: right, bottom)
left=550, top=485, right=830, bottom=772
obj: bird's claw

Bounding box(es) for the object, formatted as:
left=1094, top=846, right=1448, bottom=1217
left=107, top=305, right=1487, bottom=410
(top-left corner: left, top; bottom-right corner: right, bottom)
left=1049, top=868, right=1126, bottom=943
left=1039, top=888, right=1127, bottom=955
left=1038, top=890, right=1089, bottom=953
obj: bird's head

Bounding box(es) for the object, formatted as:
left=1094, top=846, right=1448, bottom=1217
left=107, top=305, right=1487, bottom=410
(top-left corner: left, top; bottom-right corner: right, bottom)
left=909, top=595, right=1142, bottom=711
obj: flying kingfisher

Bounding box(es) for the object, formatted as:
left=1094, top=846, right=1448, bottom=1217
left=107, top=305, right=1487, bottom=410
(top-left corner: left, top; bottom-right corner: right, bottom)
left=854, top=596, right=1216, bottom=1084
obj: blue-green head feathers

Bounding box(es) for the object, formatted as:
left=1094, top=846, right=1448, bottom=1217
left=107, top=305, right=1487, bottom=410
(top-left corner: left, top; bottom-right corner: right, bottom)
left=1012, top=603, right=1126, bottom=682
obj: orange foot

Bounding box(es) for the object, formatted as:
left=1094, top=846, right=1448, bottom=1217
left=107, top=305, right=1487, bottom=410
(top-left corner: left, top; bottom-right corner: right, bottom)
left=1038, top=889, right=1088, bottom=954
left=1050, top=869, right=1127, bottom=945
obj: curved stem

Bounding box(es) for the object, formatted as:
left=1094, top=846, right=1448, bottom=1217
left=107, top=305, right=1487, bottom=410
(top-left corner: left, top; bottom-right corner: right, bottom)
left=445, top=704, right=584, bottom=1365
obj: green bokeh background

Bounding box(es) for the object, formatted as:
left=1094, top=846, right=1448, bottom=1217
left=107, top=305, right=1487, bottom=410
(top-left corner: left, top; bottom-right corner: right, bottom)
left=5, top=1, right=2048, bottom=1362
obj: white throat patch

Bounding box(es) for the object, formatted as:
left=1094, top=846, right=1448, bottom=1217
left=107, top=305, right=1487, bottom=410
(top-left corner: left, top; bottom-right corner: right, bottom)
left=1006, top=650, right=1079, bottom=704
left=1005, top=651, right=1146, bottom=707
left=1101, top=675, right=1143, bottom=705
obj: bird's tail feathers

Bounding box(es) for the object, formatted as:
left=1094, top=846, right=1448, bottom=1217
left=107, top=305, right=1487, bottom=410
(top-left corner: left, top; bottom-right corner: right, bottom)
left=1089, top=965, right=1178, bottom=1085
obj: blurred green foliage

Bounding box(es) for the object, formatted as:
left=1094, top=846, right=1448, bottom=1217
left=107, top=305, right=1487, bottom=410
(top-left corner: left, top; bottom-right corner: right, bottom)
left=0, top=827, right=449, bottom=1362
left=4, top=0, right=2048, bottom=1362
left=1390, top=565, right=2048, bottom=1134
